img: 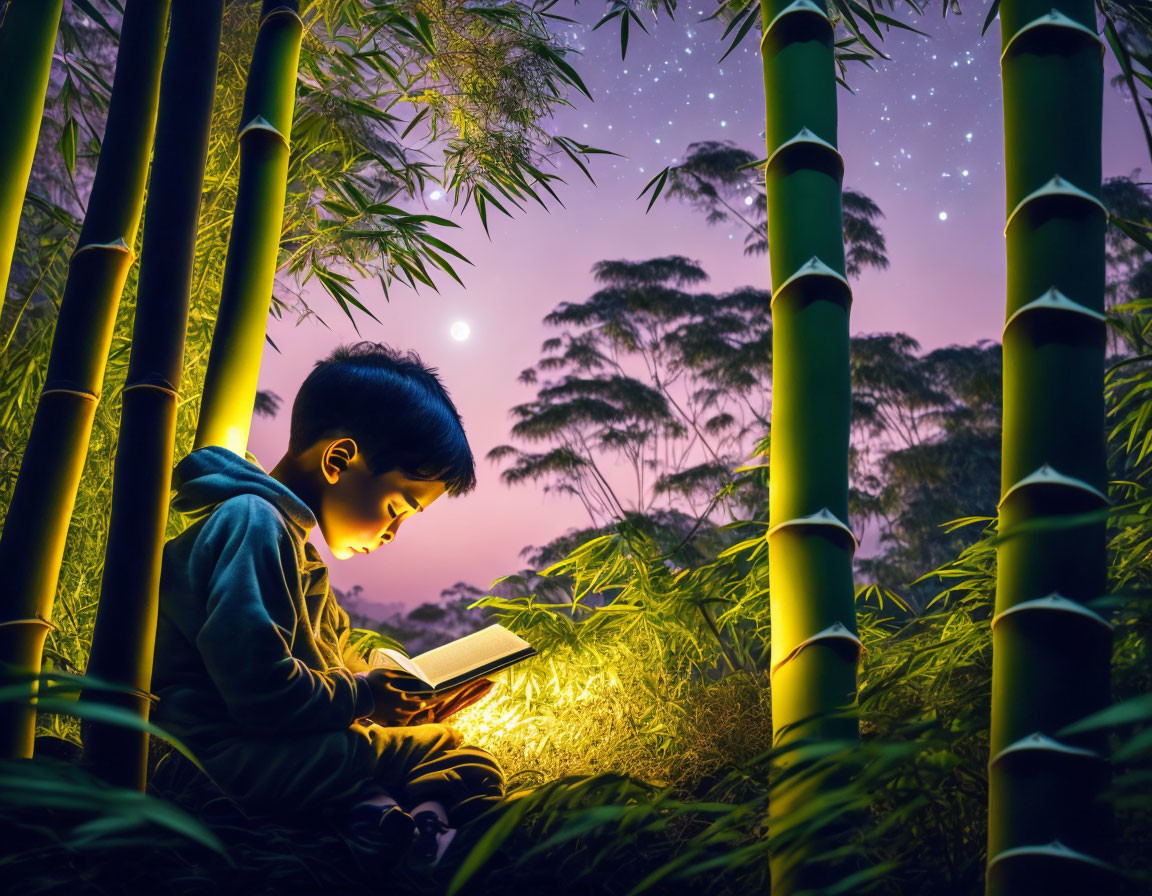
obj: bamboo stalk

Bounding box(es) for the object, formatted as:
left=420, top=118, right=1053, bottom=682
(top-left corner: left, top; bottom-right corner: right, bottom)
left=0, top=0, right=170, bottom=761
left=759, top=2, right=860, bottom=892
left=0, top=0, right=63, bottom=301
left=81, top=0, right=224, bottom=791
left=194, top=0, right=302, bottom=456
left=988, top=2, right=1113, bottom=892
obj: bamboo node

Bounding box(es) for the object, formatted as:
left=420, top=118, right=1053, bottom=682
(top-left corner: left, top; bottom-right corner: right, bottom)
left=998, top=464, right=1109, bottom=508
left=770, top=257, right=851, bottom=308
left=40, top=387, right=98, bottom=402
left=123, top=382, right=180, bottom=398
left=72, top=237, right=134, bottom=262
left=761, top=0, right=831, bottom=49
left=1000, top=8, right=1102, bottom=63
left=989, top=731, right=1103, bottom=767
left=259, top=4, right=304, bottom=29
left=238, top=114, right=289, bottom=148
left=1002, top=287, right=1106, bottom=334
left=0, top=615, right=56, bottom=632
left=765, top=127, right=843, bottom=174
left=988, top=840, right=1116, bottom=872
left=768, top=507, right=859, bottom=548
left=1004, top=176, right=1106, bottom=236
left=991, top=592, right=1112, bottom=631
left=771, top=621, right=863, bottom=674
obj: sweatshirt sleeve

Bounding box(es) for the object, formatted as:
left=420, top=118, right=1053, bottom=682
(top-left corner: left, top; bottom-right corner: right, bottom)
left=320, top=594, right=370, bottom=674
left=188, top=496, right=375, bottom=732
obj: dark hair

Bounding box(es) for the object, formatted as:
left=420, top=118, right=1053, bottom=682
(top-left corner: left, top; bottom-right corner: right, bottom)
left=289, top=342, right=476, bottom=495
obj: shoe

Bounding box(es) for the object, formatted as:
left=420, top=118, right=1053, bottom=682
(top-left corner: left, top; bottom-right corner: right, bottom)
left=345, top=803, right=416, bottom=855
left=411, top=810, right=456, bottom=866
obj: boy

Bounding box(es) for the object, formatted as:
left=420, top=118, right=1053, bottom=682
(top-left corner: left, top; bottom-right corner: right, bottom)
left=150, top=342, right=502, bottom=864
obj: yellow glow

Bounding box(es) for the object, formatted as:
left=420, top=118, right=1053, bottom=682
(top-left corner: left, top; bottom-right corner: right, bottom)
left=224, top=426, right=249, bottom=458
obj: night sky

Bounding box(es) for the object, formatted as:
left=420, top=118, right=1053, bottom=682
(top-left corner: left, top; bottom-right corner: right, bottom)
left=248, top=0, right=1149, bottom=619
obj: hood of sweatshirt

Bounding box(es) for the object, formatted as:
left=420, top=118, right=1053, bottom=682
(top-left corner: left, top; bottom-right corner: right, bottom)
left=170, top=446, right=317, bottom=539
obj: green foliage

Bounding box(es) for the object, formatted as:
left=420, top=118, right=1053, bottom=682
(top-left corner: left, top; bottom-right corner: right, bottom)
left=594, top=0, right=928, bottom=81
left=424, top=292, right=1152, bottom=891
left=1098, top=0, right=1152, bottom=162
left=0, top=0, right=603, bottom=743
left=0, top=668, right=227, bottom=864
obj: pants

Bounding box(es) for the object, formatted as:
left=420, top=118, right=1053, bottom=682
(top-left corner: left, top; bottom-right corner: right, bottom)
left=154, top=722, right=505, bottom=828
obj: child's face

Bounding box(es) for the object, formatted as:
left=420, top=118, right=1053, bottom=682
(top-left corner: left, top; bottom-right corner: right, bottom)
left=316, top=441, right=447, bottom=559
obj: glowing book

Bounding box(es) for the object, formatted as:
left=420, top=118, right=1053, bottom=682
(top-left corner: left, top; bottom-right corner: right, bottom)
left=367, top=624, right=535, bottom=695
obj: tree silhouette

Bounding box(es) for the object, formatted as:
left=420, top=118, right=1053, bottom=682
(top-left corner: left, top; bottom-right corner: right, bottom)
left=491, top=255, right=1014, bottom=611
left=489, top=256, right=774, bottom=530
left=850, top=338, right=1002, bottom=606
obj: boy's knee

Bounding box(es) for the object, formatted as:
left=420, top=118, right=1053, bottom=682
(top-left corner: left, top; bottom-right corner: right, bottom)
left=409, top=723, right=464, bottom=752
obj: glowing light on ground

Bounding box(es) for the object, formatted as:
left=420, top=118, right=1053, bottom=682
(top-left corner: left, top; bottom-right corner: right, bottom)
left=450, top=321, right=471, bottom=341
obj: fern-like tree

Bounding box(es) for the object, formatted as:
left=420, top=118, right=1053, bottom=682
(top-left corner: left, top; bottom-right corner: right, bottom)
left=850, top=337, right=1002, bottom=605
left=493, top=255, right=980, bottom=588
left=489, top=256, right=773, bottom=540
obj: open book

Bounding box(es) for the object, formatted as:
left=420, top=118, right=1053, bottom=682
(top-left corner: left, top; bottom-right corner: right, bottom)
left=367, top=624, right=535, bottom=695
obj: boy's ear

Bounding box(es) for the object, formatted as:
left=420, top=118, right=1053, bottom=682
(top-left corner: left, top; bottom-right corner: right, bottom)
left=321, top=437, right=358, bottom=484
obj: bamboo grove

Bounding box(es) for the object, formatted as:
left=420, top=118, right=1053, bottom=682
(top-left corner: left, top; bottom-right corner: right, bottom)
left=0, top=0, right=170, bottom=760
left=0, top=0, right=599, bottom=778
left=0, top=0, right=1149, bottom=892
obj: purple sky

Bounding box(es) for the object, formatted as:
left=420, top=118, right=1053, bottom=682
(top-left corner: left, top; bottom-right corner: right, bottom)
left=247, top=2, right=1149, bottom=619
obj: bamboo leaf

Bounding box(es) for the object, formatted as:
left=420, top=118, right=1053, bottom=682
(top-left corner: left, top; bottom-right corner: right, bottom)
left=637, top=167, right=670, bottom=213
left=872, top=12, right=928, bottom=37
left=534, top=42, right=594, bottom=101
left=447, top=793, right=539, bottom=894
left=981, top=0, right=1001, bottom=36
left=69, top=0, right=118, bottom=37
left=400, top=105, right=430, bottom=140
left=718, top=8, right=758, bottom=64
left=1058, top=693, right=1152, bottom=736
left=58, top=117, right=78, bottom=176
left=30, top=697, right=207, bottom=771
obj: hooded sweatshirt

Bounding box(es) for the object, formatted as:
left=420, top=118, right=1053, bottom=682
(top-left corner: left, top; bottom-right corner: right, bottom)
left=151, top=446, right=375, bottom=752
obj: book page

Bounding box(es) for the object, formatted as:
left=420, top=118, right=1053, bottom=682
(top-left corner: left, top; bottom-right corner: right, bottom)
left=412, top=624, right=533, bottom=689
left=368, top=648, right=430, bottom=686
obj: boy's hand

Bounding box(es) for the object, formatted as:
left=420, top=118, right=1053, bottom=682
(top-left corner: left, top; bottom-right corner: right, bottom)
left=361, top=668, right=493, bottom=727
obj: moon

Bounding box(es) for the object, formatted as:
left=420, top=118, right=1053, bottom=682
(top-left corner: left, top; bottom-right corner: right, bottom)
left=450, top=321, right=470, bottom=341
